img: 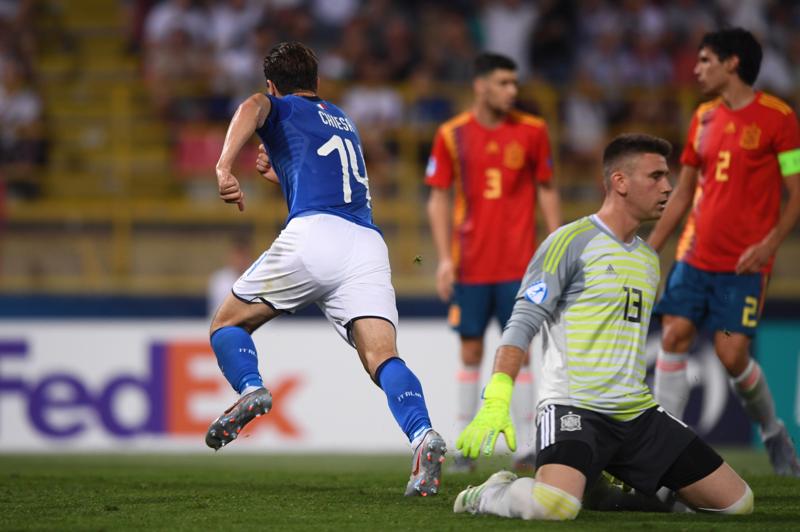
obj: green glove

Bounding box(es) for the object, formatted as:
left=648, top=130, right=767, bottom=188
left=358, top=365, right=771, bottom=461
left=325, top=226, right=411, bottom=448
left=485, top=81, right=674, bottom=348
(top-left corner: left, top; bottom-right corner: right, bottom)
left=456, top=372, right=517, bottom=459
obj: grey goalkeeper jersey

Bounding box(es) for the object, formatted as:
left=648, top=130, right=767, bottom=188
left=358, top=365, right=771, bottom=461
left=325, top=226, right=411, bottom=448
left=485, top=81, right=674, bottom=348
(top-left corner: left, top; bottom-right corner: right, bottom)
left=502, top=215, right=659, bottom=421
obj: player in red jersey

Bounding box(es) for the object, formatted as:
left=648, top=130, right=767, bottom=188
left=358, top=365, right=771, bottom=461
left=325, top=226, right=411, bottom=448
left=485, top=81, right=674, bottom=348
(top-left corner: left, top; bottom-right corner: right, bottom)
left=425, top=52, right=562, bottom=471
left=648, top=28, right=800, bottom=476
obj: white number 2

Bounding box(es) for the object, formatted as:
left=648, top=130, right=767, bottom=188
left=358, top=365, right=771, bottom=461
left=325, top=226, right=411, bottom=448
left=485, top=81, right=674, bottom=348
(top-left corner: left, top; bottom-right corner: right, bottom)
left=317, top=134, right=371, bottom=206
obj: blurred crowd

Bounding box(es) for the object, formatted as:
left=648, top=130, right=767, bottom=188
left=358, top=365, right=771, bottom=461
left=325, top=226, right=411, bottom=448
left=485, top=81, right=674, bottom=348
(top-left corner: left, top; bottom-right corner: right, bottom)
left=126, top=0, right=800, bottom=195
left=129, top=0, right=800, bottom=113
left=0, top=0, right=46, bottom=201
left=3, top=0, right=800, bottom=203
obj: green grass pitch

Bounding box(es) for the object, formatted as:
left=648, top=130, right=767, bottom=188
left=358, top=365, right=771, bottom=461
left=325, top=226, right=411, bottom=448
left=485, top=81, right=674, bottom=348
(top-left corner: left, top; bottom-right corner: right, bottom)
left=1, top=449, right=798, bottom=531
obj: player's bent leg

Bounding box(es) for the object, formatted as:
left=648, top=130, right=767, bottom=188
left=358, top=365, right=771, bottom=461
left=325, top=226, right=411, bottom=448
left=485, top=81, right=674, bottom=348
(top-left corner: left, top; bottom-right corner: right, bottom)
left=454, top=464, right=583, bottom=520
left=210, top=294, right=281, bottom=392
left=206, top=294, right=282, bottom=450
left=660, top=435, right=752, bottom=514
left=677, top=462, right=753, bottom=514
left=717, top=332, right=800, bottom=476
left=460, top=337, right=483, bottom=366
left=349, top=316, right=398, bottom=376
left=655, top=314, right=696, bottom=418
left=211, top=291, right=282, bottom=335
left=350, top=317, right=446, bottom=496
left=713, top=331, right=751, bottom=376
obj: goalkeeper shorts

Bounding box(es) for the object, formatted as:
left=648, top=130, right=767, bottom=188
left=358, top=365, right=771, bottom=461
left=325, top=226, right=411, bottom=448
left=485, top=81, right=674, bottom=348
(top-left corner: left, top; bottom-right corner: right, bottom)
left=535, top=404, right=722, bottom=496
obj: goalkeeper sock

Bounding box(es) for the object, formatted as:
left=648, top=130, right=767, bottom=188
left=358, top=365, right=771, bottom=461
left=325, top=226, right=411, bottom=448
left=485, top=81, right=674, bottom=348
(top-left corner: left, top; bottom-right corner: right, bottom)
left=376, top=357, right=432, bottom=443
left=654, top=349, right=689, bottom=418
left=478, top=477, right=581, bottom=520
left=732, top=359, right=781, bottom=438
left=511, top=368, right=536, bottom=458
left=210, top=326, right=263, bottom=394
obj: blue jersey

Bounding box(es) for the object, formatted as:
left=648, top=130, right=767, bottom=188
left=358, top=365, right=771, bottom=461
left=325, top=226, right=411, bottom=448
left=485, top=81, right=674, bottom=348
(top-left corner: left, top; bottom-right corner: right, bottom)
left=255, top=94, right=377, bottom=232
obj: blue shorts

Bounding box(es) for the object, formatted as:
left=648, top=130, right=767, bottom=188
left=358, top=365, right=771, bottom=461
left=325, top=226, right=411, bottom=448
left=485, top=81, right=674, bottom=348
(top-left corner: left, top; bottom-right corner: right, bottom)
left=654, top=261, right=767, bottom=337
left=448, top=281, right=521, bottom=337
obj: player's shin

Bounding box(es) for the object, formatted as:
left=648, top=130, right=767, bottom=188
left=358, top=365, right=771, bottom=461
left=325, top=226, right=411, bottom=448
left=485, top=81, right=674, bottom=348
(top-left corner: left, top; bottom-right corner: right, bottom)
left=731, top=359, right=780, bottom=436
left=654, top=349, right=689, bottom=418
left=210, top=326, right=264, bottom=394
left=695, top=484, right=754, bottom=515
left=375, top=357, right=432, bottom=442
left=472, top=476, right=581, bottom=520
left=456, top=365, right=480, bottom=436
left=511, top=368, right=536, bottom=465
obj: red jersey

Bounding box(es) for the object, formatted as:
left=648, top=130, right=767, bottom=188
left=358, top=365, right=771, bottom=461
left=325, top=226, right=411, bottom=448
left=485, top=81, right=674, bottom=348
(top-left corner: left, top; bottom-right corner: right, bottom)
left=677, top=92, right=800, bottom=273
left=425, top=110, right=553, bottom=283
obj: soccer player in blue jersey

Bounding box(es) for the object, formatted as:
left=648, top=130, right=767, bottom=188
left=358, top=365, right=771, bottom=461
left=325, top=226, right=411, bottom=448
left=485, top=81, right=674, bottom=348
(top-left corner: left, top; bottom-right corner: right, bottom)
left=206, top=41, right=446, bottom=497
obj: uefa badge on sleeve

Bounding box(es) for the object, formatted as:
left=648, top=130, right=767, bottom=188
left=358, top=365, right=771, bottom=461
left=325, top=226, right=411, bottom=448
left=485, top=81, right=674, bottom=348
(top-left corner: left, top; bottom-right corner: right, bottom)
left=524, top=281, right=548, bottom=304
left=425, top=156, right=437, bottom=177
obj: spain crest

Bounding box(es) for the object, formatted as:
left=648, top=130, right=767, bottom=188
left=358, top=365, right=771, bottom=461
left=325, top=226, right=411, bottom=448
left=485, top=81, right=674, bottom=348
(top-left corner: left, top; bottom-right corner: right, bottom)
left=503, top=141, right=525, bottom=170
left=740, top=123, right=761, bottom=150
left=560, top=412, right=582, bottom=432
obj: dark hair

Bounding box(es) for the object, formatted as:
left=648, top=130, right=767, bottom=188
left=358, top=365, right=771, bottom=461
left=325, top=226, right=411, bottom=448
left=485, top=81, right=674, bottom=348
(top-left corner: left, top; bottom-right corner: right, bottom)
left=700, top=28, right=762, bottom=86
left=602, top=134, right=672, bottom=183
left=262, top=41, right=318, bottom=94
left=473, top=52, right=517, bottom=78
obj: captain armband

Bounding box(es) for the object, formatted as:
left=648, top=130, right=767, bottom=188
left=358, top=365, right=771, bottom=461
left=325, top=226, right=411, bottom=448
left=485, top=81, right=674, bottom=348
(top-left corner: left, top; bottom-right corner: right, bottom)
left=778, top=148, right=800, bottom=176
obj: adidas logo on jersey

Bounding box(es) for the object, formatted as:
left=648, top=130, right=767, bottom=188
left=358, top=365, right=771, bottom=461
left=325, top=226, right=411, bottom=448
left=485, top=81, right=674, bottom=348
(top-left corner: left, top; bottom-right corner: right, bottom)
left=605, top=264, right=617, bottom=276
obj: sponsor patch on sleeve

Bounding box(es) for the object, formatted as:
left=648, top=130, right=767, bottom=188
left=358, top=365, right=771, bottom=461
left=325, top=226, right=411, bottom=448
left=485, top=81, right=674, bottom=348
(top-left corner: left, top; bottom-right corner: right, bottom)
left=524, top=281, right=548, bottom=304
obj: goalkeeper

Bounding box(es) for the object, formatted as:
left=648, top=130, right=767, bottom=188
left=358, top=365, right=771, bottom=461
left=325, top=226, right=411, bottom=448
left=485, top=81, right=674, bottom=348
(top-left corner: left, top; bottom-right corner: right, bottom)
left=454, top=134, right=753, bottom=520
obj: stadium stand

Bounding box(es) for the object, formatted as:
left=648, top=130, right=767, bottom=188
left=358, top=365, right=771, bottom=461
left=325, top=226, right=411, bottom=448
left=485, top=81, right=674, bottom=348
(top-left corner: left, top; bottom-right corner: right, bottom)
left=1, top=0, right=799, bottom=298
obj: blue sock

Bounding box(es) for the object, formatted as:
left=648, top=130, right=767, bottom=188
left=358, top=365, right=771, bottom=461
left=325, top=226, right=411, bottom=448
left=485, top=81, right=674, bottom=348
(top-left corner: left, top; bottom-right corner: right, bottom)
left=210, top=326, right=263, bottom=394
left=376, top=358, right=432, bottom=443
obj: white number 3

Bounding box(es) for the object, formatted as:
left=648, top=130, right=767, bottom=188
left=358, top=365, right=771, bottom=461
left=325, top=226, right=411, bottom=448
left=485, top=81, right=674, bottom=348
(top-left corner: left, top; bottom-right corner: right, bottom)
left=317, top=134, right=371, bottom=206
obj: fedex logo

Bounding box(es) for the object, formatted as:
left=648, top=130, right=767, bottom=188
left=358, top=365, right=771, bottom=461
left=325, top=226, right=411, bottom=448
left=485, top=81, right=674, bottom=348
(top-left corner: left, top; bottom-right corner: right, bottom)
left=0, top=339, right=301, bottom=440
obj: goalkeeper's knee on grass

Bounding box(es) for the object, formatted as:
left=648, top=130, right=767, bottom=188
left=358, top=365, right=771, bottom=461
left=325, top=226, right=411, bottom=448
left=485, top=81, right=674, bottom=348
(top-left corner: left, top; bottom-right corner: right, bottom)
left=492, top=478, right=581, bottom=520
left=696, top=484, right=754, bottom=515
left=520, top=480, right=581, bottom=520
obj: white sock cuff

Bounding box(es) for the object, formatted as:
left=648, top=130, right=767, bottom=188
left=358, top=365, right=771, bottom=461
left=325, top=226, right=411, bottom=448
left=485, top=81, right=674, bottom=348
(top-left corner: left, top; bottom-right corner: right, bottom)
left=410, top=427, right=433, bottom=450
left=732, top=359, right=758, bottom=386
left=516, top=368, right=533, bottom=384
left=240, top=384, right=264, bottom=396
left=656, top=350, right=688, bottom=372
left=698, top=484, right=754, bottom=515
left=457, top=365, right=480, bottom=382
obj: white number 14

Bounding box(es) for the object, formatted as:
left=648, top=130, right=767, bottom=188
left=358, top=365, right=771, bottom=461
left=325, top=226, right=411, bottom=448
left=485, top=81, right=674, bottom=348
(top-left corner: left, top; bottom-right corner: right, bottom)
left=317, top=134, right=371, bottom=206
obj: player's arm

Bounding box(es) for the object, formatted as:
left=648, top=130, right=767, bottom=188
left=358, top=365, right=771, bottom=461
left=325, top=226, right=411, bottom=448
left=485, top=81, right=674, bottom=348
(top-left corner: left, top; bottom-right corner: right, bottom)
left=458, top=230, right=571, bottom=458
left=216, top=93, right=272, bottom=211
left=737, top=119, right=800, bottom=273
left=256, top=144, right=280, bottom=185
left=537, top=180, right=562, bottom=234
left=427, top=186, right=454, bottom=302
left=646, top=165, right=698, bottom=252
left=736, top=173, right=800, bottom=274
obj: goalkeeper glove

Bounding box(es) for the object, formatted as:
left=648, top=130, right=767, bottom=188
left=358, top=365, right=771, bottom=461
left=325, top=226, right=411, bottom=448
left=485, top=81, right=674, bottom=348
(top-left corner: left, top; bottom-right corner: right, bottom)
left=456, top=372, right=516, bottom=459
